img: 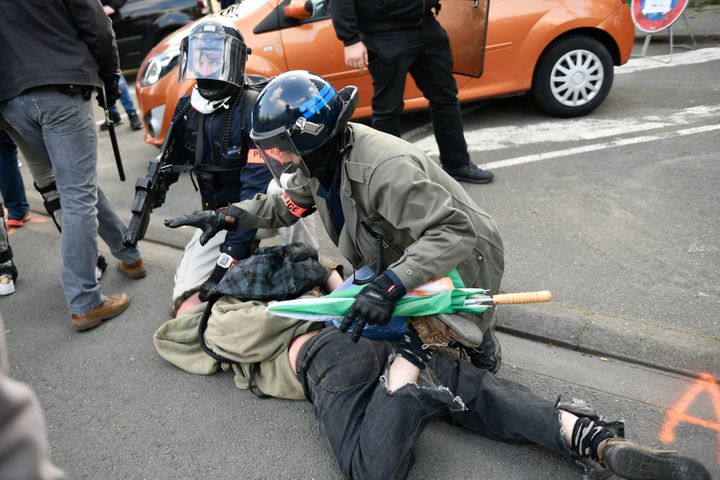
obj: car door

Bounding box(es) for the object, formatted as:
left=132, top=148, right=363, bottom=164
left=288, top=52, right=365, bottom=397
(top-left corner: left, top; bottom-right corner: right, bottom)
left=436, top=0, right=490, bottom=78
left=275, top=0, right=378, bottom=111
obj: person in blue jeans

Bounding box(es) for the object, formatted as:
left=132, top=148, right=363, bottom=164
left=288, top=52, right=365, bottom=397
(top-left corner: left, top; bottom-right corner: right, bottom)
left=100, top=0, right=142, bottom=131
left=0, top=0, right=145, bottom=331
left=0, top=130, right=31, bottom=228
left=101, top=73, right=142, bottom=131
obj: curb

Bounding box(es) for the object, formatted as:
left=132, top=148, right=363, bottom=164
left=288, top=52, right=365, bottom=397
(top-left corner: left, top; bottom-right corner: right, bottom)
left=497, top=302, right=720, bottom=377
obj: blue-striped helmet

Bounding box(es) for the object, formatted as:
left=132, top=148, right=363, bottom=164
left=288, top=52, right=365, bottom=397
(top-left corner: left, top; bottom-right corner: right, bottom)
left=250, top=71, right=357, bottom=188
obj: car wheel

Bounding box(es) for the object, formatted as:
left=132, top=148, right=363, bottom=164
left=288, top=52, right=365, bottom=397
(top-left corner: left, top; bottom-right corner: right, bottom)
left=532, top=35, right=614, bottom=118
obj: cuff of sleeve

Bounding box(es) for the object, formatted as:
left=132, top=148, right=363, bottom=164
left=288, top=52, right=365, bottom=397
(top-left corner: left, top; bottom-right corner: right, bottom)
left=383, top=269, right=407, bottom=298
left=343, top=36, right=362, bottom=47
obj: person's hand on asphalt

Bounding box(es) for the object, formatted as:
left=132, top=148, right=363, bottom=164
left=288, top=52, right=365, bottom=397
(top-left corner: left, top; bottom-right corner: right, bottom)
left=344, top=41, right=368, bottom=72
left=164, top=205, right=245, bottom=246
left=339, top=273, right=404, bottom=342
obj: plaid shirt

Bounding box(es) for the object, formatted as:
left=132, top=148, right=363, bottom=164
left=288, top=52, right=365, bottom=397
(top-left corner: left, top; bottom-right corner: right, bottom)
left=209, top=243, right=327, bottom=302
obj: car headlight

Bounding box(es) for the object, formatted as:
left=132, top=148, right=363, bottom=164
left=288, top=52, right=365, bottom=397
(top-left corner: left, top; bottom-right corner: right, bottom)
left=140, top=47, right=180, bottom=87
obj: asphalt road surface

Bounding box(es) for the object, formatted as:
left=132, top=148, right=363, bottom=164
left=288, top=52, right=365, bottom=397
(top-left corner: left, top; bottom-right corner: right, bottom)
left=3, top=43, right=719, bottom=479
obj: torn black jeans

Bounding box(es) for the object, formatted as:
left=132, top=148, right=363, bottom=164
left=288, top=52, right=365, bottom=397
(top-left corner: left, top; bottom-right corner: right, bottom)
left=295, top=329, right=571, bottom=480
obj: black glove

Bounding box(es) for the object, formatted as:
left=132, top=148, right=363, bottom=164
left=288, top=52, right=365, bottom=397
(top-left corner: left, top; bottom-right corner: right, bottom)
left=199, top=263, right=229, bottom=302
left=164, top=205, right=246, bottom=246
left=97, top=73, right=120, bottom=109
left=153, top=182, right=169, bottom=208
left=339, top=273, right=405, bottom=342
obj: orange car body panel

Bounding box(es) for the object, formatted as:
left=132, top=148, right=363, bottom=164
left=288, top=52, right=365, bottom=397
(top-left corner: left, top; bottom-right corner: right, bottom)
left=137, top=0, right=634, bottom=146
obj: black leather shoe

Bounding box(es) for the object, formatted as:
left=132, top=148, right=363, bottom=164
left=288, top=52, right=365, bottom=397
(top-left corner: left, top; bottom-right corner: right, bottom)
left=128, top=111, right=143, bottom=131
left=444, top=163, right=495, bottom=184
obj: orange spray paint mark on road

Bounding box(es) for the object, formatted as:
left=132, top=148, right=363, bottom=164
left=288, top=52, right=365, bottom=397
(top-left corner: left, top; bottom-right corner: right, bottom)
left=7, top=216, right=48, bottom=236
left=660, top=373, right=720, bottom=463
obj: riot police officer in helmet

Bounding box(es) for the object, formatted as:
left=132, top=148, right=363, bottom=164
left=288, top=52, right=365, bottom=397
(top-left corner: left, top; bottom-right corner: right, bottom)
left=160, top=21, right=317, bottom=312
left=166, top=70, right=504, bottom=373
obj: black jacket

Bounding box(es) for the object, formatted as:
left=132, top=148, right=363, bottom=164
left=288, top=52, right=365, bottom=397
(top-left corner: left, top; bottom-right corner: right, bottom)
left=329, top=0, right=440, bottom=45
left=0, top=0, right=120, bottom=102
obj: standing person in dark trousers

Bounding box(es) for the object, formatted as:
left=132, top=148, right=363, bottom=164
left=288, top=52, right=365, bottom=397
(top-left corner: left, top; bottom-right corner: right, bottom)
left=0, top=130, right=31, bottom=228
left=328, top=0, right=494, bottom=184
left=100, top=0, right=143, bottom=131
left=0, top=0, right=145, bottom=331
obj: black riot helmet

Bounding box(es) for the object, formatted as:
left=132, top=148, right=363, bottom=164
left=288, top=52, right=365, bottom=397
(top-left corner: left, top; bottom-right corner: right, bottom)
left=249, top=70, right=358, bottom=189
left=179, top=17, right=250, bottom=108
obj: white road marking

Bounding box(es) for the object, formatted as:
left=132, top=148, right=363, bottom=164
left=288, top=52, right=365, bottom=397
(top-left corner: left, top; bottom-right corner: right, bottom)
left=405, top=47, right=720, bottom=143
left=409, top=47, right=720, bottom=164
left=476, top=123, right=720, bottom=170
left=414, top=105, right=720, bottom=154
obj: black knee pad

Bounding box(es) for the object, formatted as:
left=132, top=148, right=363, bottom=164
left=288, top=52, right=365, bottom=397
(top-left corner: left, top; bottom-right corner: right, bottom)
left=34, top=181, right=62, bottom=232
left=0, top=247, right=18, bottom=281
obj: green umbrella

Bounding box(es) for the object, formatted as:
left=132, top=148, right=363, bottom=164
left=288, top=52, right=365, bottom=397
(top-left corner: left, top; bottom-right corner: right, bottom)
left=266, top=268, right=494, bottom=322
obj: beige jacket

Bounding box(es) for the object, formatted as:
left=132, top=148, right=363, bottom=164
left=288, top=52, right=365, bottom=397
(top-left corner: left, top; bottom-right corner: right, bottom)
left=154, top=296, right=321, bottom=400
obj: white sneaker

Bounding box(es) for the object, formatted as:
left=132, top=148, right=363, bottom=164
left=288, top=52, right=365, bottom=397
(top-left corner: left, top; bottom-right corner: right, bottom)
left=95, top=265, right=103, bottom=282
left=0, top=275, right=15, bottom=296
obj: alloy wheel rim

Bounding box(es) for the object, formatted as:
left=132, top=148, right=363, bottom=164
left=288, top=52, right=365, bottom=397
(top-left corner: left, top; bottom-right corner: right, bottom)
left=550, top=49, right=604, bottom=107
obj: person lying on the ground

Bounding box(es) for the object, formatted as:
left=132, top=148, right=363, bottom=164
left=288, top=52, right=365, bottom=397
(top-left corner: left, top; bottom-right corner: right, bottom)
left=154, top=247, right=711, bottom=480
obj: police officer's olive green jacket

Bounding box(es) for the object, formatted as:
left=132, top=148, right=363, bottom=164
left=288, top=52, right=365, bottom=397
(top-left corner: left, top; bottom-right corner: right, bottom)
left=234, top=123, right=505, bottom=300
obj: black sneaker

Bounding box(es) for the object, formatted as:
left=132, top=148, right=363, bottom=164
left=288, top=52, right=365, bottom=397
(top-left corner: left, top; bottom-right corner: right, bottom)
left=100, top=110, right=122, bottom=131
left=444, top=163, right=494, bottom=184
left=461, top=315, right=502, bottom=374
left=128, top=111, right=143, bottom=131
left=601, top=438, right=711, bottom=480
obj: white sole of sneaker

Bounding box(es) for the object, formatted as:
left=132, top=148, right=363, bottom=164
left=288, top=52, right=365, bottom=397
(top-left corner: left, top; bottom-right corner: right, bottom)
left=0, top=281, right=15, bottom=296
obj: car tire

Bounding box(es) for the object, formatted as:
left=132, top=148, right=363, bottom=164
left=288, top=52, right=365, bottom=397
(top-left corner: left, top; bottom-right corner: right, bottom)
left=531, top=35, right=614, bottom=118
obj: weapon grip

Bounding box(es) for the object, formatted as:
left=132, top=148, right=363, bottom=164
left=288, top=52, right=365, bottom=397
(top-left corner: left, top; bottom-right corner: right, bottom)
left=124, top=214, right=143, bottom=247
left=492, top=291, right=553, bottom=305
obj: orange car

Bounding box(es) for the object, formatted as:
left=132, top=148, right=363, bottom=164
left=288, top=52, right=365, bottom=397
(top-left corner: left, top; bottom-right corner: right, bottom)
left=136, top=0, right=634, bottom=147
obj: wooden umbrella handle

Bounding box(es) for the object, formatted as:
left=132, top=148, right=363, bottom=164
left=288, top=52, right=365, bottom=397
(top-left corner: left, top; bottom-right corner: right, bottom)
left=492, top=291, right=553, bottom=305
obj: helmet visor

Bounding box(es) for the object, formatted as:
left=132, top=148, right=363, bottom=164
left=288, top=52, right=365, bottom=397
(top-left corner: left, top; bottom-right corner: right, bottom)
left=253, top=130, right=311, bottom=190
left=179, top=32, right=247, bottom=86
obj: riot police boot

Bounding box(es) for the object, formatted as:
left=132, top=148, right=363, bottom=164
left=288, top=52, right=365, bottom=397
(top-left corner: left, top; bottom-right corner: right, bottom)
left=444, top=162, right=495, bottom=184
left=127, top=111, right=143, bottom=131
left=100, top=110, right=122, bottom=131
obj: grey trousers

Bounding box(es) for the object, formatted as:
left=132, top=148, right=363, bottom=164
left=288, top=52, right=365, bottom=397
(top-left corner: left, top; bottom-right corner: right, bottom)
left=0, top=87, right=140, bottom=313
